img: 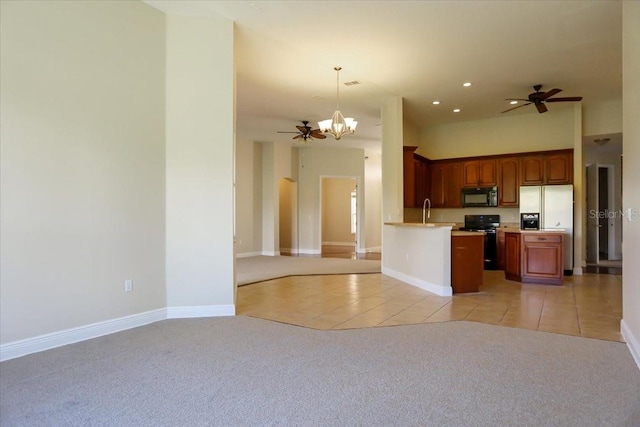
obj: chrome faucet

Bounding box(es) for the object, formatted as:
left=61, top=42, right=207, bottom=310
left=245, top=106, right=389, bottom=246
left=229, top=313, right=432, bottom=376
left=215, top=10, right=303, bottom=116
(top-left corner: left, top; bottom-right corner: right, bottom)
left=422, top=198, right=431, bottom=224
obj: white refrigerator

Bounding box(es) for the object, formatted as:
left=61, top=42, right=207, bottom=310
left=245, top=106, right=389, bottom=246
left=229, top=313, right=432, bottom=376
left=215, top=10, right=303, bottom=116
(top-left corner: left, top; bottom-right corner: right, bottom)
left=519, top=185, right=574, bottom=274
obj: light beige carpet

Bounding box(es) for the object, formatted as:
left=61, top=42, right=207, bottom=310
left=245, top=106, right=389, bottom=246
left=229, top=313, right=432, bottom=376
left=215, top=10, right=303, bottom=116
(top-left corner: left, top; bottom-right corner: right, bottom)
left=236, top=255, right=381, bottom=286
left=2, top=317, right=639, bottom=426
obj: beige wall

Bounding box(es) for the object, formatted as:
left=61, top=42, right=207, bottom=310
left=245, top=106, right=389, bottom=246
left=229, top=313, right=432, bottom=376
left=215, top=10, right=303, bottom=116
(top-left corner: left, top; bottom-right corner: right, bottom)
left=0, top=1, right=166, bottom=343
left=297, top=147, right=365, bottom=254
left=364, top=152, right=383, bottom=251
left=165, top=13, right=235, bottom=313
left=235, top=139, right=262, bottom=256
left=322, top=178, right=357, bottom=245
left=382, top=97, right=404, bottom=223
left=583, top=100, right=623, bottom=136
left=622, top=0, right=640, bottom=368
left=420, top=105, right=575, bottom=159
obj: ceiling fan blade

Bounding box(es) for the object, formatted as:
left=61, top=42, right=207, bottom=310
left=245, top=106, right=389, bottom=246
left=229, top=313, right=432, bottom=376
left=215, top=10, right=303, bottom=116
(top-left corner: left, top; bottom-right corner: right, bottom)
left=296, top=125, right=307, bottom=132
left=545, top=96, right=583, bottom=102
left=505, top=98, right=529, bottom=102
left=501, top=102, right=531, bottom=113
left=541, top=88, right=562, bottom=100
left=292, top=134, right=303, bottom=140
left=535, top=103, right=548, bottom=113
left=313, top=133, right=327, bottom=139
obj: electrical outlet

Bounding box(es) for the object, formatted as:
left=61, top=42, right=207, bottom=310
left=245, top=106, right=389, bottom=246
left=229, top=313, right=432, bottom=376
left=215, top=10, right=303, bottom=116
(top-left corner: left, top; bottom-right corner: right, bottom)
left=124, top=279, right=133, bottom=293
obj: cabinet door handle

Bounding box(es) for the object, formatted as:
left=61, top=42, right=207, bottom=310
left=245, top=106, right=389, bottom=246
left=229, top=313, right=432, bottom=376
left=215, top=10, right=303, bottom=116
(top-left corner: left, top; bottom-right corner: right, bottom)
left=538, top=237, right=547, bottom=241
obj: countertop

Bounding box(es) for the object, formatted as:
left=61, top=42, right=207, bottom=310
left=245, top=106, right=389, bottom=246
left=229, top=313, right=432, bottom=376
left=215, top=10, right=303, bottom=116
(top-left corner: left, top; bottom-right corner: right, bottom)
left=451, top=230, right=486, bottom=236
left=504, top=229, right=566, bottom=234
left=384, top=222, right=457, bottom=228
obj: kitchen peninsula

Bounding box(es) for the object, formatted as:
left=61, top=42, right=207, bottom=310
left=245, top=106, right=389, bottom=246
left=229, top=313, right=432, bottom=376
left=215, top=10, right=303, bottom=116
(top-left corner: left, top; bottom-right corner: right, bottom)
left=382, top=223, right=483, bottom=296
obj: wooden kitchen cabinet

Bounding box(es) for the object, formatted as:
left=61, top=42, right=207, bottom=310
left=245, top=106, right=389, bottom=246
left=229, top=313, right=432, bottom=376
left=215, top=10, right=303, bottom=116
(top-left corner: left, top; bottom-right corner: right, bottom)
left=520, top=155, right=545, bottom=185
left=496, top=228, right=506, bottom=270
left=414, top=158, right=430, bottom=207
left=498, top=157, right=519, bottom=207
left=430, top=162, right=446, bottom=207
left=463, top=159, right=497, bottom=187
left=520, top=150, right=573, bottom=186
left=431, top=161, right=463, bottom=208
left=504, top=232, right=521, bottom=281
left=445, top=162, right=463, bottom=207
left=545, top=151, right=573, bottom=184
left=522, top=233, right=564, bottom=284
left=451, top=233, right=484, bottom=293
left=504, top=231, right=564, bottom=285
left=403, top=146, right=418, bottom=207
left=403, top=146, right=430, bottom=208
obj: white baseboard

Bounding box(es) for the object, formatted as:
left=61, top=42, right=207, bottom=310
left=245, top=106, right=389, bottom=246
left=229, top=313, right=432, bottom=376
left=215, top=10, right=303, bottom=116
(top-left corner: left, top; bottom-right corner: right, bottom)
left=0, top=308, right=166, bottom=362
left=261, top=250, right=280, bottom=256
left=236, top=251, right=262, bottom=258
left=573, top=266, right=583, bottom=275
left=298, top=249, right=321, bottom=255
left=358, top=246, right=381, bottom=254
left=621, top=319, right=640, bottom=372
left=166, top=304, right=235, bottom=318
left=381, top=267, right=453, bottom=297
left=1, top=304, right=237, bottom=362
left=322, top=241, right=356, bottom=246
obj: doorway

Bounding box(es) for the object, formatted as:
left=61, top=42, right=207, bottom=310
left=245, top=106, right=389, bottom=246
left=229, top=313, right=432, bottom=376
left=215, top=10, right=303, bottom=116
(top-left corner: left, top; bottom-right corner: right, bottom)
left=586, top=163, right=618, bottom=267
left=278, top=178, right=297, bottom=255
left=320, top=177, right=357, bottom=258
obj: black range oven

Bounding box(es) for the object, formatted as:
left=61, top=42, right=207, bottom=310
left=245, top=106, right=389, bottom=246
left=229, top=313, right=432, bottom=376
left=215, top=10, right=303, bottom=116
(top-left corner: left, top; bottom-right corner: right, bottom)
left=460, top=214, right=500, bottom=270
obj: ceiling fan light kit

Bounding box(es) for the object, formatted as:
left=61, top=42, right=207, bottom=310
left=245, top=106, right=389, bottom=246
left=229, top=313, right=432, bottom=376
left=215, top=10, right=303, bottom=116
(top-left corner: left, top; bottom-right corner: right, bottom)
left=277, top=120, right=326, bottom=143
left=502, top=84, right=582, bottom=114
left=319, top=66, right=357, bottom=140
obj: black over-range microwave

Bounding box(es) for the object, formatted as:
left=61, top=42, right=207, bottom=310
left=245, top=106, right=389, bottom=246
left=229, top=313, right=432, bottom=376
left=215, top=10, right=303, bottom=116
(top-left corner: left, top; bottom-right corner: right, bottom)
left=461, top=186, right=498, bottom=207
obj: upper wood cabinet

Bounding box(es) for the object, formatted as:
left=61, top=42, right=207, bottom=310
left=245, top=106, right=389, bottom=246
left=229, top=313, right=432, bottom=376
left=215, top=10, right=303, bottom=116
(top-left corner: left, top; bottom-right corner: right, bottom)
left=403, top=146, right=430, bottom=208
left=498, top=157, right=519, bottom=207
left=445, top=162, right=463, bottom=207
left=545, top=151, right=573, bottom=184
left=463, top=159, right=497, bottom=187
left=430, top=162, right=446, bottom=207
left=403, top=148, right=573, bottom=209
left=414, top=159, right=430, bottom=207
left=403, top=147, right=416, bottom=207
left=431, top=161, right=463, bottom=208
left=520, top=155, right=545, bottom=185
left=520, top=150, right=573, bottom=186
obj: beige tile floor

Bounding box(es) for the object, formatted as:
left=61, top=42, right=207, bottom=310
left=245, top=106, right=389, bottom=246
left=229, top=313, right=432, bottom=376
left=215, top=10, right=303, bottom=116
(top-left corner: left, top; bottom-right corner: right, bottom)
left=237, top=260, right=623, bottom=342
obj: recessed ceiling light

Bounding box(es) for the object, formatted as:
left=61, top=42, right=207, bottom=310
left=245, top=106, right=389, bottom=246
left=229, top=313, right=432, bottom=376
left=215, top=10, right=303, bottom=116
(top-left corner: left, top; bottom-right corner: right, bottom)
left=432, top=101, right=440, bottom=105
left=453, top=108, right=461, bottom=113
left=510, top=100, right=518, bottom=105
left=463, top=82, right=472, bottom=87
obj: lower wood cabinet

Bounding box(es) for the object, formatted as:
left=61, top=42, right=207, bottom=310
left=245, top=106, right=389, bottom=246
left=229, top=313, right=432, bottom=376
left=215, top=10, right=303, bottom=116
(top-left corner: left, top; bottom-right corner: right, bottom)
left=504, top=232, right=521, bottom=281
left=504, top=231, right=564, bottom=285
left=451, top=233, right=484, bottom=293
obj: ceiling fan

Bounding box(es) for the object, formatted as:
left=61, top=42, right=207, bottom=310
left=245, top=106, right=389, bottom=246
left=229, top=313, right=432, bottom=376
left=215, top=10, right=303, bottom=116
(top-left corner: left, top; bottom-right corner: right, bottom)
left=502, top=85, right=583, bottom=114
left=277, top=120, right=326, bottom=142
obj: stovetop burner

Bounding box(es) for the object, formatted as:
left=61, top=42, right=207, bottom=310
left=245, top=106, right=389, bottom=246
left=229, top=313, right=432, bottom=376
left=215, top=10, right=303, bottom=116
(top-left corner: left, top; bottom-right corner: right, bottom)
left=460, top=214, right=500, bottom=231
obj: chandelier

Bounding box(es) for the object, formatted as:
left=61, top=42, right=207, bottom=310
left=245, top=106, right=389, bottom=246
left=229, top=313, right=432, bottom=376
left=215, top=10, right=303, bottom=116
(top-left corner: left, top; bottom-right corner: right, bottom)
left=318, top=66, right=357, bottom=140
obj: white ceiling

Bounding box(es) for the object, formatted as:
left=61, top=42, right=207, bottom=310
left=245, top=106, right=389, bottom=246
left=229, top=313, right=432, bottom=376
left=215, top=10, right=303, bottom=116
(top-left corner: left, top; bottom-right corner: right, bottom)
left=148, top=1, right=622, bottom=153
